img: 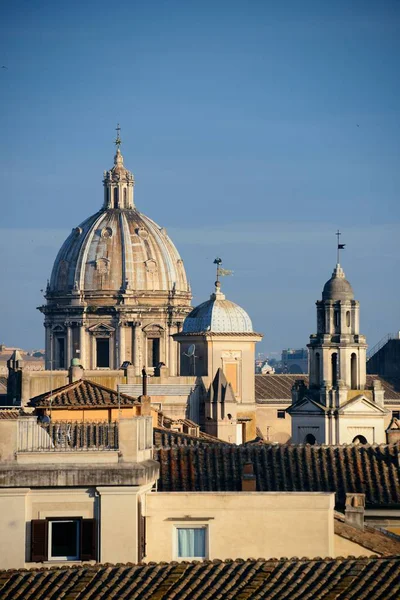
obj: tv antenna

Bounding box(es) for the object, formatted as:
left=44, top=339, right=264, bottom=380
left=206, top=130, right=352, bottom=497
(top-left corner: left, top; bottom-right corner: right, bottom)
left=183, top=343, right=198, bottom=376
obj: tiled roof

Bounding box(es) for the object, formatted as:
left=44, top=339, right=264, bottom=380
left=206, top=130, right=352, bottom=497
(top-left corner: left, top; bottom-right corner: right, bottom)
left=0, top=556, right=399, bottom=599
left=334, top=513, right=400, bottom=556
left=28, top=380, right=139, bottom=409
left=0, top=409, right=20, bottom=420
left=154, top=427, right=225, bottom=448
left=155, top=443, right=400, bottom=509
left=255, top=374, right=308, bottom=400
left=255, top=374, right=400, bottom=401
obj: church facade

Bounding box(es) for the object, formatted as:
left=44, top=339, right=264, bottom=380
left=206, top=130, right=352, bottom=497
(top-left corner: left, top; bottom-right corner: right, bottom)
left=38, top=134, right=192, bottom=376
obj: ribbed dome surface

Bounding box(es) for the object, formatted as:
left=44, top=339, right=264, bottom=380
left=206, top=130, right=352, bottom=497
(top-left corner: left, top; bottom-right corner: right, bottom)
left=322, top=264, right=354, bottom=301
left=50, top=209, right=189, bottom=294
left=183, top=288, right=253, bottom=333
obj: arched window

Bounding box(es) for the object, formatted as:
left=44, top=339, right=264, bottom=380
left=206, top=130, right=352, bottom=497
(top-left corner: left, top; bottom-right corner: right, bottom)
left=123, top=188, right=127, bottom=207
left=113, top=188, right=118, bottom=208
left=315, top=352, right=320, bottom=386
left=334, top=311, right=340, bottom=330
left=351, top=353, right=357, bottom=389
left=346, top=311, right=351, bottom=327
left=352, top=435, right=368, bottom=445
left=331, top=352, right=338, bottom=386
left=304, top=433, right=316, bottom=445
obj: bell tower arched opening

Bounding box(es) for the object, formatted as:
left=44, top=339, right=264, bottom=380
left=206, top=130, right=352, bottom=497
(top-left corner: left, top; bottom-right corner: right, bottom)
left=351, top=353, right=357, bottom=389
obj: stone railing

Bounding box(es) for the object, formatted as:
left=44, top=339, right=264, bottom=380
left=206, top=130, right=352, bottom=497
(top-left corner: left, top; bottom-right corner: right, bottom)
left=17, top=419, right=119, bottom=452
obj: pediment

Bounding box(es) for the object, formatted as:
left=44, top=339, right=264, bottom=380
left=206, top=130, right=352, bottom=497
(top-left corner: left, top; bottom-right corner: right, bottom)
left=288, top=397, right=327, bottom=414
left=87, top=322, right=115, bottom=333
left=338, top=395, right=387, bottom=415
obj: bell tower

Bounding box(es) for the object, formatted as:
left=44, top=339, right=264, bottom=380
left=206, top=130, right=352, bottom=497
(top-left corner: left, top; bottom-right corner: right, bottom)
left=289, top=234, right=387, bottom=446
left=308, top=261, right=367, bottom=399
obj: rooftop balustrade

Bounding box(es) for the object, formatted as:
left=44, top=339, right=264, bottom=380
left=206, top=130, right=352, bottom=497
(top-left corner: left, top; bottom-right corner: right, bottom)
left=17, top=419, right=119, bottom=452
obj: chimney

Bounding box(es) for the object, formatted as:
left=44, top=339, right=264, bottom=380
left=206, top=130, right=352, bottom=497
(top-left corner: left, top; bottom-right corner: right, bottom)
left=68, top=358, right=84, bottom=383
left=386, top=417, right=400, bottom=445
left=345, top=493, right=365, bottom=530
left=241, top=461, right=256, bottom=492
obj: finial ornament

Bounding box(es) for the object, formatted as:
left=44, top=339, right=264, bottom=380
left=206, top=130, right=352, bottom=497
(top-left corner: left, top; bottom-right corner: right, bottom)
left=213, top=257, right=233, bottom=292
left=336, top=230, right=346, bottom=264
left=115, top=123, right=122, bottom=149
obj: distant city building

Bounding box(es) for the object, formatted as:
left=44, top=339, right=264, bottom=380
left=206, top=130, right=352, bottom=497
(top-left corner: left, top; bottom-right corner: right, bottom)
left=281, top=348, right=308, bottom=374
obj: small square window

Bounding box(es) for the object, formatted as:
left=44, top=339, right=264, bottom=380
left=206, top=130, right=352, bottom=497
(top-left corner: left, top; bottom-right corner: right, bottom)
left=277, top=410, right=286, bottom=419
left=49, top=520, right=80, bottom=560
left=176, top=526, right=207, bottom=559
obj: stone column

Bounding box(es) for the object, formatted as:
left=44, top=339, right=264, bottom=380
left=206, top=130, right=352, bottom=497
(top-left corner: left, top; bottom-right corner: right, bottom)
left=66, top=322, right=72, bottom=367
left=92, top=334, right=96, bottom=369
left=133, top=322, right=142, bottom=376
left=118, top=322, right=126, bottom=367
left=79, top=322, right=86, bottom=368
left=168, top=325, right=177, bottom=376
left=45, top=324, right=51, bottom=370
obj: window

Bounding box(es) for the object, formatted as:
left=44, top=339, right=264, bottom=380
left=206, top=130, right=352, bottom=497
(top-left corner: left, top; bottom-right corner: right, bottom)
left=147, top=337, right=160, bottom=367
left=49, top=520, right=80, bottom=560
left=31, top=518, right=96, bottom=562
left=346, top=311, right=351, bottom=327
left=392, top=411, right=400, bottom=420
left=277, top=410, right=286, bottom=419
left=57, top=337, right=65, bottom=369
left=96, top=338, right=110, bottom=368
left=176, top=527, right=207, bottom=559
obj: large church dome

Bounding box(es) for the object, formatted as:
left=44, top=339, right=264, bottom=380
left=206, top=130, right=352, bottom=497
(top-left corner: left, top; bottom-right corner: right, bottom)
left=40, top=132, right=192, bottom=374
left=49, top=147, right=189, bottom=297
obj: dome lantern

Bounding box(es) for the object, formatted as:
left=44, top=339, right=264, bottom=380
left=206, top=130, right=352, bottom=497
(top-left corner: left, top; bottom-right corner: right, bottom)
left=102, top=125, right=135, bottom=210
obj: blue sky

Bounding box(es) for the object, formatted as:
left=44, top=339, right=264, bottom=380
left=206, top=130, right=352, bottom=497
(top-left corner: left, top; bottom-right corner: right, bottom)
left=0, top=0, right=399, bottom=355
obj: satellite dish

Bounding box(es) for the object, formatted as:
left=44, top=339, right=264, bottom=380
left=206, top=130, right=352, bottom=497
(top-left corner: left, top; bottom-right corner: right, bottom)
left=186, top=344, right=196, bottom=357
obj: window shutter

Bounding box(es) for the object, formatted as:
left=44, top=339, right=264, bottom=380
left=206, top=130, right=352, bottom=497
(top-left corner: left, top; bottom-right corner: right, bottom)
left=81, top=519, right=96, bottom=561
left=31, top=520, right=48, bottom=562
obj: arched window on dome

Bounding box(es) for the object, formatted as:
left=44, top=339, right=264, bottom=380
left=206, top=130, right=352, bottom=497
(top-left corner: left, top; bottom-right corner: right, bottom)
left=346, top=311, right=351, bottom=327
left=113, top=188, right=118, bottom=208
left=123, top=188, right=127, bottom=207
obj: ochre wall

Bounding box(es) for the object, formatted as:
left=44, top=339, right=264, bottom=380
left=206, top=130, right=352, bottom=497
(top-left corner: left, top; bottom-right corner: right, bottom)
left=145, top=492, right=334, bottom=562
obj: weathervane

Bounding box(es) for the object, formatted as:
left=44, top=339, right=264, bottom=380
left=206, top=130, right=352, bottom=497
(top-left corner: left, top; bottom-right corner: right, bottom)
left=213, top=257, right=233, bottom=285
left=115, top=123, right=122, bottom=150
left=336, top=230, right=346, bottom=264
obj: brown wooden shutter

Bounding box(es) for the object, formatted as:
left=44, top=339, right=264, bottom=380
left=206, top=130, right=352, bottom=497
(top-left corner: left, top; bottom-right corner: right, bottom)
left=81, top=519, right=96, bottom=561
left=31, top=520, right=48, bottom=562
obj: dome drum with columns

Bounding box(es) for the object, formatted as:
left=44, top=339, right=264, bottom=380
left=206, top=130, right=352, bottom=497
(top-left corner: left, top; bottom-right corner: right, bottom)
left=39, top=130, right=192, bottom=374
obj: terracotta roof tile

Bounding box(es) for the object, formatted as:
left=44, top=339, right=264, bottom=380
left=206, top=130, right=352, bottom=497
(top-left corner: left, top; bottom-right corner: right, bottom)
left=255, top=374, right=400, bottom=401
left=0, top=409, right=20, bottom=420
left=334, top=513, right=400, bottom=556
left=0, top=556, right=399, bottom=599
left=155, top=443, right=400, bottom=509
left=153, top=427, right=225, bottom=448
left=28, top=380, right=139, bottom=409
